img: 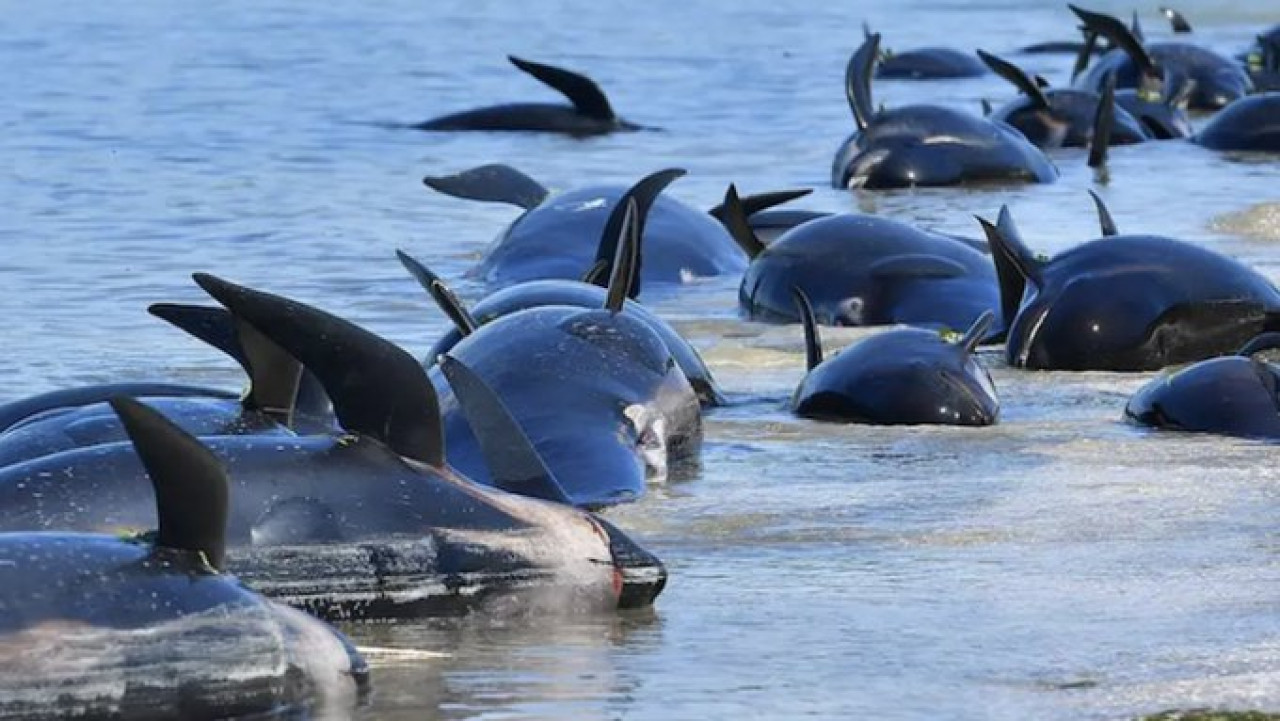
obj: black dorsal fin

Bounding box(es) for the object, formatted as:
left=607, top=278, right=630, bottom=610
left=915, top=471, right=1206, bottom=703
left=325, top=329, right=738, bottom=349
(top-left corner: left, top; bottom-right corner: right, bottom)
left=1087, top=190, right=1118, bottom=237
left=396, top=249, right=478, bottom=336
left=1069, top=6, right=1158, bottom=78
left=508, top=55, right=615, bottom=121
left=791, top=286, right=823, bottom=371
left=149, top=304, right=250, bottom=373
left=1072, top=29, right=1099, bottom=82
left=605, top=199, right=640, bottom=313
left=590, top=168, right=686, bottom=298
left=110, top=397, right=228, bottom=571
left=957, top=311, right=996, bottom=355
left=1087, top=71, right=1115, bottom=169
left=1160, top=7, right=1192, bottom=33
left=977, top=50, right=1051, bottom=110
left=718, top=184, right=768, bottom=259
left=193, top=274, right=444, bottom=466
left=708, top=188, right=813, bottom=222
left=232, top=319, right=304, bottom=424
left=422, top=164, right=549, bottom=210
left=846, top=34, right=880, bottom=132
left=149, top=303, right=301, bottom=424
left=438, top=355, right=571, bottom=504
left=978, top=207, right=1042, bottom=326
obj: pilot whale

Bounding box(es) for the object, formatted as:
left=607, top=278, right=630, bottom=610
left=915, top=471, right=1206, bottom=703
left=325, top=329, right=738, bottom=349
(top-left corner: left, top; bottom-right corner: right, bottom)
left=0, top=274, right=669, bottom=617
left=0, top=397, right=367, bottom=720
left=423, top=165, right=746, bottom=290
left=415, top=56, right=646, bottom=136
left=980, top=197, right=1280, bottom=371
left=832, top=34, right=1058, bottom=189
left=720, top=185, right=1003, bottom=340
left=791, top=290, right=999, bottom=426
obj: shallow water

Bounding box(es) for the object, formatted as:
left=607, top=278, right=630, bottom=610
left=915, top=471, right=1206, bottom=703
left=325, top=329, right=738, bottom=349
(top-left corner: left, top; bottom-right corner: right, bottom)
left=3, top=1, right=1279, bottom=719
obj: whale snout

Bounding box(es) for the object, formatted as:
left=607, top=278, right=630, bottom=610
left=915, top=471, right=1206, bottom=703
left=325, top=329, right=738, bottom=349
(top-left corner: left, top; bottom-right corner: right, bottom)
left=592, top=517, right=667, bottom=608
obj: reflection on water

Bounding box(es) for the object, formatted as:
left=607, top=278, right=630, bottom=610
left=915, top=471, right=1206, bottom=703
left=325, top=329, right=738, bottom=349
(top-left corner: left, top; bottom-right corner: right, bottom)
left=2, top=0, right=1279, bottom=719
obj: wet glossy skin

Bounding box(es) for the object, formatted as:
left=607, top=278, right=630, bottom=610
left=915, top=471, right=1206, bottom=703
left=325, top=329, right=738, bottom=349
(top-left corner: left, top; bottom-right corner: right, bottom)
left=1125, top=356, right=1280, bottom=438
left=1195, top=93, right=1280, bottom=152
left=831, top=105, right=1059, bottom=189
left=470, top=186, right=746, bottom=289
left=416, top=103, right=641, bottom=136
left=433, top=306, right=702, bottom=509
left=793, top=328, right=999, bottom=425
left=1113, top=90, right=1194, bottom=139
left=0, top=434, right=656, bottom=616
left=1006, top=236, right=1280, bottom=371
left=0, top=535, right=366, bottom=719
left=422, top=279, right=725, bottom=406
left=876, top=48, right=988, bottom=79
left=740, top=214, right=1002, bottom=337
left=1078, top=43, right=1253, bottom=110
left=0, top=397, right=293, bottom=468
left=989, top=89, right=1149, bottom=148
left=0, top=382, right=236, bottom=432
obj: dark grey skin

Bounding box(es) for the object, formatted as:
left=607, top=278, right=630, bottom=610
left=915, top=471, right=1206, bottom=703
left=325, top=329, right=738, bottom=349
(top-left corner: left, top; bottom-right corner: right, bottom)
left=0, top=275, right=668, bottom=618
left=877, top=49, right=988, bottom=79
left=791, top=292, right=999, bottom=426
left=1071, top=5, right=1253, bottom=111
left=719, top=186, right=1003, bottom=340
left=0, top=398, right=367, bottom=720
left=424, top=165, right=746, bottom=290
left=415, top=56, right=645, bottom=136
left=1195, top=93, right=1280, bottom=152
left=401, top=257, right=727, bottom=407
left=978, top=50, right=1150, bottom=149
left=0, top=382, right=235, bottom=432
left=981, top=202, right=1280, bottom=371
left=1125, top=334, right=1280, bottom=439
left=431, top=306, right=703, bottom=510
left=0, top=305, right=333, bottom=469
left=833, top=34, right=1058, bottom=189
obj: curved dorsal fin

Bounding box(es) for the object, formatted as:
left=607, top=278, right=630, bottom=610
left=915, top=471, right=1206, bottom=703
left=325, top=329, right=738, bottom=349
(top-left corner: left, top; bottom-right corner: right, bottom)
left=149, top=303, right=249, bottom=372
left=846, top=34, right=881, bottom=132
left=1071, top=29, right=1099, bottom=82
left=395, top=250, right=478, bottom=336
left=1087, top=71, right=1116, bottom=169
left=708, top=187, right=813, bottom=222
left=718, top=184, right=768, bottom=259
left=1237, top=333, right=1280, bottom=357
left=978, top=207, right=1043, bottom=324
left=438, top=355, right=571, bottom=505
left=1160, top=7, right=1192, bottom=33
left=148, top=303, right=302, bottom=425
left=193, top=274, right=444, bottom=466
left=791, top=286, right=823, bottom=371
left=956, top=310, right=996, bottom=356
left=589, top=168, right=686, bottom=299
left=1069, top=6, right=1158, bottom=78
left=1087, top=190, right=1118, bottom=237
left=422, top=164, right=549, bottom=210
left=110, top=397, right=228, bottom=571
left=977, top=50, right=1051, bottom=110
left=605, top=199, right=640, bottom=313
left=508, top=55, right=615, bottom=121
